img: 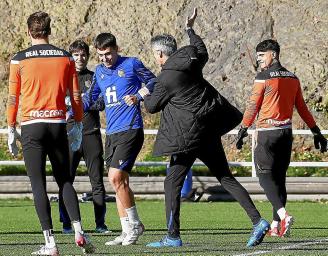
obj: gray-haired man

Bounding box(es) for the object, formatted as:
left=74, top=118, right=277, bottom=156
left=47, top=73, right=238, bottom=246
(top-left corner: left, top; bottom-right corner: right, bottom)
left=144, top=8, right=269, bottom=248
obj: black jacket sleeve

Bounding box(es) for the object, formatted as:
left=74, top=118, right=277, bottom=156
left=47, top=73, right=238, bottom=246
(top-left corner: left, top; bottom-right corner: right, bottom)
left=144, top=79, right=171, bottom=114
left=187, top=28, right=209, bottom=69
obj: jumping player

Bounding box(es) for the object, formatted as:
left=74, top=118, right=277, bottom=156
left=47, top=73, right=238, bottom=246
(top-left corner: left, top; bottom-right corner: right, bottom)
left=79, top=32, right=155, bottom=246
left=59, top=39, right=109, bottom=234
left=236, top=39, right=327, bottom=237
left=7, top=12, right=94, bottom=255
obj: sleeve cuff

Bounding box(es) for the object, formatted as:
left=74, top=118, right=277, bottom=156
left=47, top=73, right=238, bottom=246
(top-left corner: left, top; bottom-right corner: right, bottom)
left=136, top=93, right=143, bottom=102
left=310, top=125, right=320, bottom=135
left=186, top=28, right=195, bottom=37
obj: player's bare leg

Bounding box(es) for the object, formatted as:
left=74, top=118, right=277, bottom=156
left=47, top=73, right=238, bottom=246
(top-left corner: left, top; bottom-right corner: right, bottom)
left=108, top=168, right=144, bottom=245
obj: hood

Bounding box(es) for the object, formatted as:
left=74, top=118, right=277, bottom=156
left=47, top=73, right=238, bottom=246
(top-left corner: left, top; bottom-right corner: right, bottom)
left=162, top=45, right=199, bottom=72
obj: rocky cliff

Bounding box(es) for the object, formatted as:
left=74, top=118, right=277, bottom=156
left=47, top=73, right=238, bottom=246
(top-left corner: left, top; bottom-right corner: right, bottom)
left=0, top=0, right=327, bottom=128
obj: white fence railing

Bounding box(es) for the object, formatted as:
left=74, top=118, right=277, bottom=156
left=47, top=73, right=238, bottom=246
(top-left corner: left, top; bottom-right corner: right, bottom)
left=0, top=129, right=328, bottom=177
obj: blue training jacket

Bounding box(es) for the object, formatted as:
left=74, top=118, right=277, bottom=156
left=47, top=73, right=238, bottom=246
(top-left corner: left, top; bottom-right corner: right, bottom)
left=83, top=56, right=155, bottom=134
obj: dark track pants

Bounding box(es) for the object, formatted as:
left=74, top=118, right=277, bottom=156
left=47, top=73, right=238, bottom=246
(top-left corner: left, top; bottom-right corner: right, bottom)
left=165, top=138, right=261, bottom=238
left=59, top=131, right=106, bottom=228
left=254, top=129, right=293, bottom=221
left=21, top=123, right=81, bottom=230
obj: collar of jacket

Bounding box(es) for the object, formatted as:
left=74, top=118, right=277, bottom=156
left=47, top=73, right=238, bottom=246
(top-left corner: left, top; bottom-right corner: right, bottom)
left=267, top=61, right=282, bottom=71
left=162, top=45, right=199, bottom=72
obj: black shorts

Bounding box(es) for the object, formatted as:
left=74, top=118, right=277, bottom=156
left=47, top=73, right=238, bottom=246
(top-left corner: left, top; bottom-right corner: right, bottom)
left=254, top=129, right=293, bottom=174
left=104, top=128, right=144, bottom=172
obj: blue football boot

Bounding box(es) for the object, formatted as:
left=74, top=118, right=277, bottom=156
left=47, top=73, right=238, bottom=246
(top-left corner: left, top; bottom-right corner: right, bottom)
left=146, top=235, right=182, bottom=247
left=247, top=218, right=270, bottom=247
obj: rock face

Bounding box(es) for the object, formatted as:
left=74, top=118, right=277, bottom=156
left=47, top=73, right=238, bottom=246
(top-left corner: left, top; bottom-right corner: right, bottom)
left=0, top=0, right=327, bottom=128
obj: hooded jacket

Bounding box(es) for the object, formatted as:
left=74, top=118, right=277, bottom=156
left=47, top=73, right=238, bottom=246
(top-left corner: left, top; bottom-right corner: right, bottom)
left=144, top=29, right=242, bottom=156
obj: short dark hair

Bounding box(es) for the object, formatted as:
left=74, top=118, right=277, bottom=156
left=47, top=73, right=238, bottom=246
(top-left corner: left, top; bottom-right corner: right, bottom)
left=27, top=11, right=51, bottom=39
left=94, top=33, right=117, bottom=50
left=256, top=39, right=280, bottom=56
left=151, top=34, right=177, bottom=56
left=69, top=39, right=90, bottom=57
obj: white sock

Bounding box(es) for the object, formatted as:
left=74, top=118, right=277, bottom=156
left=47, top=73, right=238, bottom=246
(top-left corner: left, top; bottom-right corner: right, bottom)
left=270, top=220, right=279, bottom=229
left=277, top=207, right=287, bottom=220
left=43, top=230, right=56, bottom=248
left=126, top=205, right=140, bottom=224
left=120, top=217, right=130, bottom=234
left=72, top=221, right=83, bottom=238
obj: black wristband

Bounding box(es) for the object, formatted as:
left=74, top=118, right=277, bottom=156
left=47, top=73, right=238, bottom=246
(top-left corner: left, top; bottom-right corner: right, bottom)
left=310, top=125, right=321, bottom=135
left=186, top=28, right=195, bottom=37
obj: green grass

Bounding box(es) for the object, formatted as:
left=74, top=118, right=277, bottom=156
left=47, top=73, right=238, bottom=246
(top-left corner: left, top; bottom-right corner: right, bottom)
left=0, top=200, right=328, bottom=255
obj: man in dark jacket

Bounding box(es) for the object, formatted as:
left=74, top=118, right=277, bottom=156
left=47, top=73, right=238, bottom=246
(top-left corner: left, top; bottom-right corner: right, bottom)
left=144, top=8, right=269, bottom=248
left=59, top=39, right=109, bottom=234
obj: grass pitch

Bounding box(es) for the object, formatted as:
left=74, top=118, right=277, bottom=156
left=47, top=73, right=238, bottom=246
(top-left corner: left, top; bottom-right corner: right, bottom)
left=0, top=199, right=328, bottom=255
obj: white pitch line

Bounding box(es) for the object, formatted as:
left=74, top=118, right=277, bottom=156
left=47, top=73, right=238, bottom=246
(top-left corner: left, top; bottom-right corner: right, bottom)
left=233, top=238, right=328, bottom=256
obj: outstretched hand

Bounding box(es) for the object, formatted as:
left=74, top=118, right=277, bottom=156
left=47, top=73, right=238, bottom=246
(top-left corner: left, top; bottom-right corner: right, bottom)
left=186, top=8, right=197, bottom=29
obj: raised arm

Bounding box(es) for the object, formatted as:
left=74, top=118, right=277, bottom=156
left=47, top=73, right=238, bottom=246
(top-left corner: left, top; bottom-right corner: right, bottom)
left=186, top=8, right=209, bottom=69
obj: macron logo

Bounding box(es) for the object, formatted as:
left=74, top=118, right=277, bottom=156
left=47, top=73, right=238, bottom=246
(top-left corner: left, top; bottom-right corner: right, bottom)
left=30, top=110, right=65, bottom=118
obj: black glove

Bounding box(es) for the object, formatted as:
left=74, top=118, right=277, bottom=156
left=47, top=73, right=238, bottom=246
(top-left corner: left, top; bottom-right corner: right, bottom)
left=310, top=125, right=327, bottom=153
left=236, top=127, right=248, bottom=150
